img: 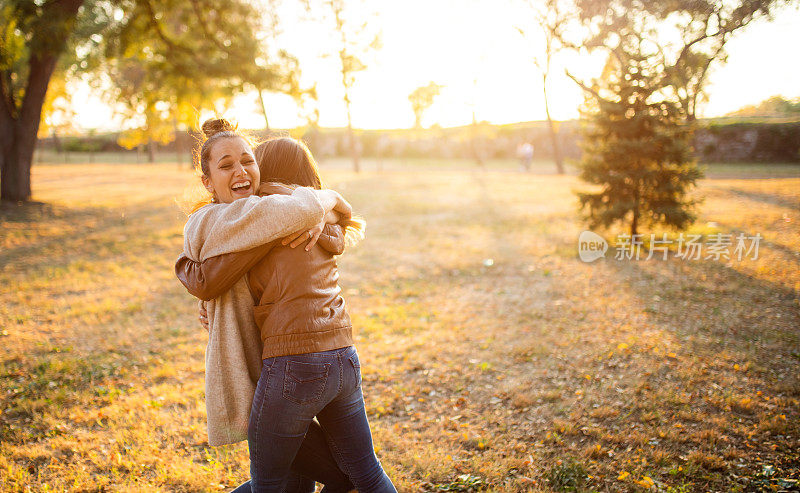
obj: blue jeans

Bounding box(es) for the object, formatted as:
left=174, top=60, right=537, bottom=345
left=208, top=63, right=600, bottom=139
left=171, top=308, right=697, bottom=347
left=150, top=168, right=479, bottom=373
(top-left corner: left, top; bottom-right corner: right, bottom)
left=248, top=346, right=396, bottom=493
left=230, top=419, right=352, bottom=492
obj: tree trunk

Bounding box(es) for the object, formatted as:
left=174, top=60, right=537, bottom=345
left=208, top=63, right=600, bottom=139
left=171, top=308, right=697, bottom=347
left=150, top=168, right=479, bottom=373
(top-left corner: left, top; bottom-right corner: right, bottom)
left=1, top=53, right=60, bottom=202
left=346, top=124, right=360, bottom=173
left=1, top=136, right=32, bottom=202
left=173, top=116, right=182, bottom=166
left=258, top=90, right=270, bottom=132
left=471, top=112, right=484, bottom=167
left=0, top=0, right=84, bottom=202
left=543, top=74, right=564, bottom=174
left=52, top=129, right=62, bottom=154
left=344, top=97, right=359, bottom=173
left=147, top=139, right=156, bottom=163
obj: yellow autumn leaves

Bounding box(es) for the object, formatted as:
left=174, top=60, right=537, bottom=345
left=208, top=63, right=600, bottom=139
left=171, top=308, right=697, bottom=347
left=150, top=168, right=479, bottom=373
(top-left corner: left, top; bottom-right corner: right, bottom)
left=616, top=342, right=677, bottom=359
left=617, top=471, right=656, bottom=488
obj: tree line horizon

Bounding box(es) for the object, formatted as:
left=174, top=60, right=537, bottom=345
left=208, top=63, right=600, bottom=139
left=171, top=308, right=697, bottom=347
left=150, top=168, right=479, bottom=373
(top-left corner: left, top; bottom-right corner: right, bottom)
left=1, top=0, right=797, bottom=235
left=34, top=115, right=800, bottom=166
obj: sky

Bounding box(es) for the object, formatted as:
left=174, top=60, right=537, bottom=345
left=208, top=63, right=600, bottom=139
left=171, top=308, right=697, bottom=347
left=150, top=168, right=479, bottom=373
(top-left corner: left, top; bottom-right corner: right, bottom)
left=69, top=1, right=800, bottom=131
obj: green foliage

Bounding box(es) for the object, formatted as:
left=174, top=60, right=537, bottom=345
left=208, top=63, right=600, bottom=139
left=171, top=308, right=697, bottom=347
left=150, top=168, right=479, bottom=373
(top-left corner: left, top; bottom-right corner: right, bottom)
left=699, top=121, right=800, bottom=162
left=62, top=136, right=104, bottom=153
left=729, top=95, right=800, bottom=117
left=432, top=474, right=484, bottom=492
left=0, top=0, right=91, bottom=121
left=101, top=0, right=273, bottom=152
left=546, top=459, right=587, bottom=491
left=576, top=33, right=702, bottom=235
left=567, top=0, right=790, bottom=121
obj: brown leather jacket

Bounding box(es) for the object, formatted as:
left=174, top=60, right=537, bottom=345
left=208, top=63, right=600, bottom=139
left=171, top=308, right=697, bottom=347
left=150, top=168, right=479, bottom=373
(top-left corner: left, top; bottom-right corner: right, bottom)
left=176, top=187, right=353, bottom=360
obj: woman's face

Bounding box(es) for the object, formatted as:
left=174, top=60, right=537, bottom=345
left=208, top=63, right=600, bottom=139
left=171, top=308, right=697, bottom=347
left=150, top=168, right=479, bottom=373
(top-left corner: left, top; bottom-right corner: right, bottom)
left=202, top=137, right=260, bottom=204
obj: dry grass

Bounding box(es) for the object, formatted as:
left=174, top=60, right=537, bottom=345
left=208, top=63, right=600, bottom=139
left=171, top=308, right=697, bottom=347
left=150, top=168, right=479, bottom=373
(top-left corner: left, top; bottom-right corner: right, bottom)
left=1, top=161, right=798, bottom=492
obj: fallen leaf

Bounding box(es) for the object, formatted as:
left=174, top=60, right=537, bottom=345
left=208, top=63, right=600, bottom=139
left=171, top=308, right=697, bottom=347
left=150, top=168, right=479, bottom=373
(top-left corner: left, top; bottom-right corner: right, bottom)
left=636, top=476, right=655, bottom=488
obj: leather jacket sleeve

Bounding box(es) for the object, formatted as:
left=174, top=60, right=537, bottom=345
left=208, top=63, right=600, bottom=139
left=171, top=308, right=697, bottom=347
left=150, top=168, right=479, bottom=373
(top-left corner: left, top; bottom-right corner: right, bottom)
left=175, top=241, right=276, bottom=301
left=317, top=224, right=345, bottom=255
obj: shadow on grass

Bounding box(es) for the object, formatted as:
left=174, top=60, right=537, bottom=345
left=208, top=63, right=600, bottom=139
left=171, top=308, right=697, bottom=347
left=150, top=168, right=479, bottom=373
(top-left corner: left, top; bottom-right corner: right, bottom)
left=0, top=198, right=182, bottom=272
left=721, top=186, right=800, bottom=210
left=604, top=254, right=798, bottom=362
left=0, top=282, right=200, bottom=447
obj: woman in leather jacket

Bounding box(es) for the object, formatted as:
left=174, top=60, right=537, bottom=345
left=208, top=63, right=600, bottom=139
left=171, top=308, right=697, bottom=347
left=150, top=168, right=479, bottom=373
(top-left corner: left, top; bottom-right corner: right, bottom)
left=178, top=123, right=395, bottom=492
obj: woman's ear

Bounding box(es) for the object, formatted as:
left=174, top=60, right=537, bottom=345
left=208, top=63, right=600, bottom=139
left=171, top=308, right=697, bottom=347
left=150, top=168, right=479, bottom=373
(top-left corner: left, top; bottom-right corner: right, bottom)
left=201, top=175, right=214, bottom=194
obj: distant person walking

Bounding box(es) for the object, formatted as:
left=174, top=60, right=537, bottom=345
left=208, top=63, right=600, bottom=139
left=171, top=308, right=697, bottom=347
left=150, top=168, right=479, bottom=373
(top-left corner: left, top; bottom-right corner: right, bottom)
left=516, top=142, right=534, bottom=172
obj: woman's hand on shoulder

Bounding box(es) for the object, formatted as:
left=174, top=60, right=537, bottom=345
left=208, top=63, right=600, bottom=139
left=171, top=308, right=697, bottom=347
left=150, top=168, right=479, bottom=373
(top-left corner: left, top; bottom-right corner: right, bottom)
left=282, top=205, right=343, bottom=250
left=282, top=221, right=325, bottom=250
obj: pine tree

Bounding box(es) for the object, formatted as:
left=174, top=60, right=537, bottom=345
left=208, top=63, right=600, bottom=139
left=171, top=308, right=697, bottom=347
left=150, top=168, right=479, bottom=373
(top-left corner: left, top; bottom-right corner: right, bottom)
left=576, top=44, right=702, bottom=237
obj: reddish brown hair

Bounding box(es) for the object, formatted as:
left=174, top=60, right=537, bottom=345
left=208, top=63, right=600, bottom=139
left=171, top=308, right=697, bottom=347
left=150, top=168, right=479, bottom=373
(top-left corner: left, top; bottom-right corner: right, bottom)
left=185, top=118, right=254, bottom=214
left=254, top=137, right=323, bottom=189
left=254, top=137, right=365, bottom=245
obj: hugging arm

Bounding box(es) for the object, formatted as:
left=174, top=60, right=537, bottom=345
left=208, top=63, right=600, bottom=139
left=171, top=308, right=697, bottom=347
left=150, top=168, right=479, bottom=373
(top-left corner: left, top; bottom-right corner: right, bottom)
left=317, top=223, right=345, bottom=255
left=260, top=184, right=347, bottom=254
left=175, top=241, right=277, bottom=301
left=183, top=186, right=350, bottom=262
left=176, top=218, right=346, bottom=301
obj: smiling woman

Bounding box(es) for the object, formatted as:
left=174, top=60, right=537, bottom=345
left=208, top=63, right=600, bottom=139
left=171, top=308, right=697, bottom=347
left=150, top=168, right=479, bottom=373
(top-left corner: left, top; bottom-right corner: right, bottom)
left=197, top=119, right=260, bottom=207
left=176, top=117, right=361, bottom=492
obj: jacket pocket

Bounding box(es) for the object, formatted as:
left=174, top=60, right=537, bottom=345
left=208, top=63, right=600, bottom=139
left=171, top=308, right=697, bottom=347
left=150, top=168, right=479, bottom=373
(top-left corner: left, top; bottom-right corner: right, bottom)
left=282, top=360, right=330, bottom=405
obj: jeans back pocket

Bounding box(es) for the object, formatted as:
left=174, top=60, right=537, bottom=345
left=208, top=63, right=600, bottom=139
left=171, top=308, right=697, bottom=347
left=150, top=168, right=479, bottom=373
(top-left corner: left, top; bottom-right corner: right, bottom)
left=348, top=351, right=362, bottom=389
left=282, top=360, right=330, bottom=405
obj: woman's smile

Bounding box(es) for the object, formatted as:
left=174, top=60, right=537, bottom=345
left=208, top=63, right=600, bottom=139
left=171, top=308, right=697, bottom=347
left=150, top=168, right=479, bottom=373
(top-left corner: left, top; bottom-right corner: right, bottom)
left=231, top=179, right=252, bottom=197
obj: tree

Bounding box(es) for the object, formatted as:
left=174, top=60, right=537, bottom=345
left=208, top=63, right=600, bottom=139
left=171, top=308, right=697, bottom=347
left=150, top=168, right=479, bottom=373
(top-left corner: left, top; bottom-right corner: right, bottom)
left=308, top=0, right=381, bottom=172
left=104, top=0, right=271, bottom=163
left=0, top=0, right=271, bottom=201
left=516, top=0, right=567, bottom=174
left=249, top=0, right=316, bottom=133
left=566, top=0, right=795, bottom=122
left=561, top=0, right=793, bottom=234
left=408, top=82, right=441, bottom=129
left=107, top=58, right=172, bottom=162
left=729, top=95, right=800, bottom=117
left=1, top=0, right=87, bottom=202
left=38, top=69, right=77, bottom=159
left=575, top=32, right=702, bottom=236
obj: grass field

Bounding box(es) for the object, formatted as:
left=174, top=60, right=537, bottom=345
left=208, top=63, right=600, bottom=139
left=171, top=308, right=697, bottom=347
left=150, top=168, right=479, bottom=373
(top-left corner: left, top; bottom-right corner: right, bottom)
left=1, top=159, right=798, bottom=492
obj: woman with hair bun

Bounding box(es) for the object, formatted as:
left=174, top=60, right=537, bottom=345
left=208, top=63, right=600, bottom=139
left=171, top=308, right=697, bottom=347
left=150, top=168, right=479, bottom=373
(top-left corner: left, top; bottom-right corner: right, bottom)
left=178, top=136, right=395, bottom=492
left=177, top=118, right=355, bottom=492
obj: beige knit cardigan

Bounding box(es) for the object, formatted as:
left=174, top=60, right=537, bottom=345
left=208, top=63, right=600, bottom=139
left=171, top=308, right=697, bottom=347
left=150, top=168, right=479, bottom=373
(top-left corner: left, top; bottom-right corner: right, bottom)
left=182, top=189, right=325, bottom=446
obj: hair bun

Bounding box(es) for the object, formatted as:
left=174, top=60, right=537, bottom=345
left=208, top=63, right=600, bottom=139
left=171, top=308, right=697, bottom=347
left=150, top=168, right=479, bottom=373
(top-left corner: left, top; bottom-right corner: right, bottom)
left=201, top=118, right=236, bottom=138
